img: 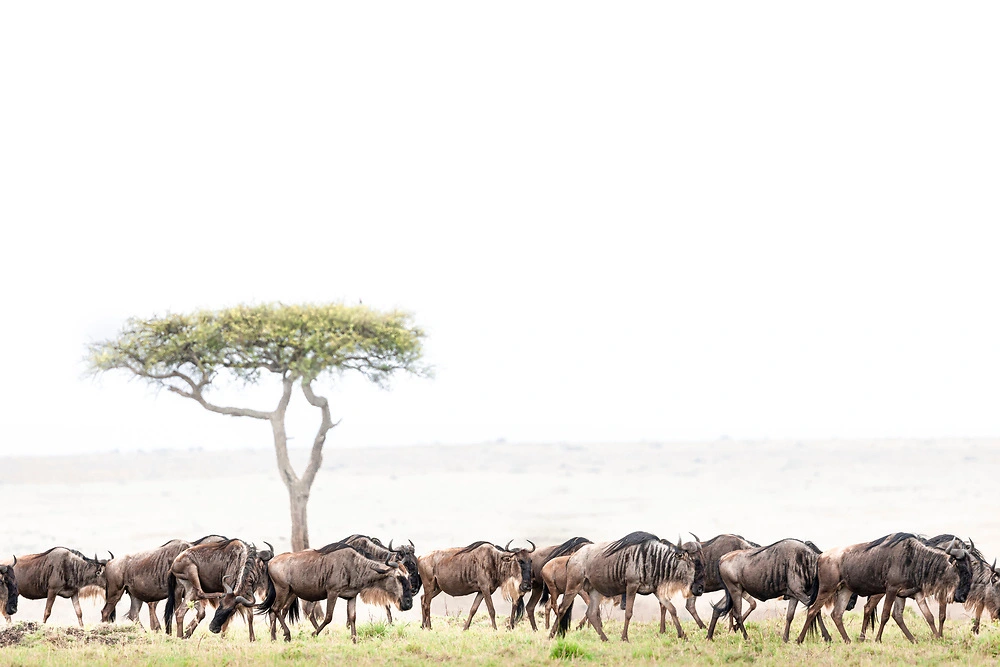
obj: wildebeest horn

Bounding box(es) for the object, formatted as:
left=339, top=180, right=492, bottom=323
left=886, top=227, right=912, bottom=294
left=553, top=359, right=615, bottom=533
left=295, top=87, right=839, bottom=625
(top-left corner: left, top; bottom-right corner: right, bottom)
left=526, top=540, right=536, bottom=553
left=992, top=558, right=998, bottom=575
left=505, top=540, right=513, bottom=552
left=108, top=551, right=115, bottom=560
left=235, top=594, right=255, bottom=607
left=409, top=539, right=415, bottom=549
left=11, top=555, right=16, bottom=566
left=387, top=560, right=400, bottom=569
left=968, top=537, right=975, bottom=552
left=94, top=553, right=99, bottom=563
left=689, top=532, right=701, bottom=544
left=261, top=541, right=274, bottom=561
left=223, top=574, right=234, bottom=595
left=387, top=540, right=394, bottom=552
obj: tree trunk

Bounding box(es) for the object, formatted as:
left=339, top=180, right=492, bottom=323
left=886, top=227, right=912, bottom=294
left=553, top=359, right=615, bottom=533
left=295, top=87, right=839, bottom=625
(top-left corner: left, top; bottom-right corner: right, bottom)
left=288, top=484, right=311, bottom=551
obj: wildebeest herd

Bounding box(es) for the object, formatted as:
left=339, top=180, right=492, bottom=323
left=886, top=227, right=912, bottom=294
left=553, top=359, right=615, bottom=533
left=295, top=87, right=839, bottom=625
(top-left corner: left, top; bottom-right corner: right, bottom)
left=1, top=531, right=998, bottom=645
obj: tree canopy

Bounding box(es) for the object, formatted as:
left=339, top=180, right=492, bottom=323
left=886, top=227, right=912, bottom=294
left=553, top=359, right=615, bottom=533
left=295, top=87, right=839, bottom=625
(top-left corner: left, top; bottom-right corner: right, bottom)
left=87, top=302, right=428, bottom=550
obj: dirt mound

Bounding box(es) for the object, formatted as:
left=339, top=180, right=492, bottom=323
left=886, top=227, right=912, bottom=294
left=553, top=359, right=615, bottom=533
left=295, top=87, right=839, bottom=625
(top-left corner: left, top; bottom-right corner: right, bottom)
left=0, top=622, right=148, bottom=647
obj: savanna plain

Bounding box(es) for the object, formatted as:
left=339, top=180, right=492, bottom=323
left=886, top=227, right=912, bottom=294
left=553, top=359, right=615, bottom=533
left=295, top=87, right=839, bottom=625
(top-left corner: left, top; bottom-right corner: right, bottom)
left=1, top=439, right=998, bottom=664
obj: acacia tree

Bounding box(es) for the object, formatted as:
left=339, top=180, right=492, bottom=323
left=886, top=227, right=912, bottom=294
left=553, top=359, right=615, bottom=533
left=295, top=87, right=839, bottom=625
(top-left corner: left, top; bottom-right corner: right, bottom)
left=87, top=303, right=427, bottom=551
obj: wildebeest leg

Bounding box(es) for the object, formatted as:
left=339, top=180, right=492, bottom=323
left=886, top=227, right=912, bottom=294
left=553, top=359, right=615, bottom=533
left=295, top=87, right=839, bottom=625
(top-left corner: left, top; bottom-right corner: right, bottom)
left=246, top=607, right=256, bottom=642
left=275, top=597, right=294, bottom=642
left=464, top=592, right=485, bottom=630
left=525, top=585, right=543, bottom=631
left=874, top=589, right=900, bottom=643
left=102, top=581, right=126, bottom=624
left=71, top=593, right=85, bottom=628
left=729, top=586, right=749, bottom=640
left=313, top=593, right=338, bottom=637
left=421, top=585, right=438, bottom=630
left=148, top=602, right=161, bottom=632
left=740, top=591, right=757, bottom=623
left=936, top=599, right=947, bottom=638
left=481, top=590, right=499, bottom=630
left=347, top=597, right=358, bottom=644
left=385, top=605, right=393, bottom=624
left=781, top=598, right=798, bottom=643
left=684, top=596, right=705, bottom=629
left=859, top=594, right=882, bottom=641
left=576, top=592, right=592, bottom=631
left=587, top=592, right=609, bottom=642
left=42, top=591, right=58, bottom=623
left=508, top=594, right=521, bottom=630
left=972, top=603, right=984, bottom=634
left=828, top=587, right=854, bottom=644
left=549, top=574, right=585, bottom=639
left=621, top=585, right=639, bottom=642
left=887, top=594, right=917, bottom=643
left=184, top=600, right=207, bottom=639
left=910, top=594, right=937, bottom=638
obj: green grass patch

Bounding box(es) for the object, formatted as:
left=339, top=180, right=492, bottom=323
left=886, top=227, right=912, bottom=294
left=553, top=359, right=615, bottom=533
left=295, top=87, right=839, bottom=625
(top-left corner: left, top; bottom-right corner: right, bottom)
left=550, top=638, right=592, bottom=660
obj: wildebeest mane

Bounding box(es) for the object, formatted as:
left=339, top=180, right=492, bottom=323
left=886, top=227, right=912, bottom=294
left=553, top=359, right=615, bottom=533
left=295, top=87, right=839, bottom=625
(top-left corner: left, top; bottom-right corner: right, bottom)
left=922, top=534, right=985, bottom=562
left=316, top=542, right=361, bottom=555
left=863, top=533, right=917, bottom=552
left=456, top=541, right=497, bottom=555
left=37, top=547, right=96, bottom=563
left=545, top=537, right=593, bottom=564
left=191, top=534, right=229, bottom=546
left=604, top=531, right=659, bottom=556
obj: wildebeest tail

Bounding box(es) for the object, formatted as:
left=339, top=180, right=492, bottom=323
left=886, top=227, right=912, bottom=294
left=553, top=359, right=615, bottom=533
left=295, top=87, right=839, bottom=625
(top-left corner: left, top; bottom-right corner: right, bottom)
left=865, top=600, right=876, bottom=631
left=513, top=596, right=525, bottom=623
left=163, top=573, right=177, bottom=634
left=288, top=597, right=301, bottom=625
left=256, top=568, right=276, bottom=616
left=846, top=592, right=859, bottom=612
left=540, top=586, right=549, bottom=606
left=557, top=600, right=573, bottom=637
left=807, top=575, right=820, bottom=607
left=713, top=587, right=733, bottom=618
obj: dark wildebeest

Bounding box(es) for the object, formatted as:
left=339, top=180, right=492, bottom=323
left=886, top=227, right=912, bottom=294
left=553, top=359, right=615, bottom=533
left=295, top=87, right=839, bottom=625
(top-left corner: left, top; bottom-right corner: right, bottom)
left=514, top=537, right=592, bottom=631
left=857, top=535, right=989, bottom=640
left=0, top=557, right=18, bottom=621
left=101, top=535, right=227, bottom=631
left=796, top=533, right=971, bottom=644
left=549, top=531, right=705, bottom=642
left=164, top=538, right=274, bottom=640
left=678, top=533, right=760, bottom=630
left=418, top=540, right=534, bottom=631
left=257, top=542, right=413, bottom=643
left=706, top=538, right=830, bottom=642
left=337, top=535, right=421, bottom=624
left=2, top=548, right=108, bottom=627
left=965, top=554, right=1000, bottom=634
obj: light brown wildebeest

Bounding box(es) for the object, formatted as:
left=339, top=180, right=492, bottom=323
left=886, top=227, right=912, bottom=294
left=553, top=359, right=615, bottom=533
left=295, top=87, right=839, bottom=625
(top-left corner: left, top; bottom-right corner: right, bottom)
left=796, top=533, right=971, bottom=644
left=2, top=548, right=109, bottom=627
left=549, top=531, right=705, bottom=642
left=164, top=538, right=273, bottom=640
left=678, top=533, right=760, bottom=629
left=257, top=542, right=413, bottom=643
left=706, top=538, right=830, bottom=642
left=336, top=535, right=421, bottom=624
left=418, top=540, right=534, bottom=631
left=100, top=535, right=228, bottom=631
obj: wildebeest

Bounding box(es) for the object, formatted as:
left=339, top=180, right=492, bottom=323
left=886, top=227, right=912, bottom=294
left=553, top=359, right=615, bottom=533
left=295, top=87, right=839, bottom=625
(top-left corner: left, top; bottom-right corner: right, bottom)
left=857, top=535, right=992, bottom=640
left=0, top=557, right=18, bottom=621
left=965, top=554, right=1000, bottom=634
left=101, top=535, right=227, bottom=631
left=337, top=535, right=421, bottom=623
left=796, top=533, right=971, bottom=644
left=164, top=538, right=273, bottom=640
left=257, top=542, right=413, bottom=643
left=679, top=533, right=760, bottom=630
left=1, top=548, right=108, bottom=627
left=549, top=531, right=705, bottom=642
left=707, top=538, right=830, bottom=642
left=514, top=537, right=592, bottom=631
left=418, top=540, right=534, bottom=631
left=541, top=554, right=608, bottom=632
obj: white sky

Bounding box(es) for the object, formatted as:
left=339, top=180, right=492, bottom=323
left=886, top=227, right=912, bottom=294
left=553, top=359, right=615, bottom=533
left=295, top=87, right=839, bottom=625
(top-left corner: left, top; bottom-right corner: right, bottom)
left=1, top=2, right=998, bottom=457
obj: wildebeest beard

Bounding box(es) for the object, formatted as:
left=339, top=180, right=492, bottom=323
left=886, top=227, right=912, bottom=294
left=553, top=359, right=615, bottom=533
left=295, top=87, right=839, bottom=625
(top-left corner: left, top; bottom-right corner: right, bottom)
left=208, top=546, right=260, bottom=634
left=1, top=565, right=17, bottom=615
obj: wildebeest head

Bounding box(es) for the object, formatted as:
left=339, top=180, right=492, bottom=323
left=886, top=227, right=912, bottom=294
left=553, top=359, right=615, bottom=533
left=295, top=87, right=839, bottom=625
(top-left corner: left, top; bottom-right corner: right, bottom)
left=499, top=540, right=535, bottom=594
left=209, top=574, right=257, bottom=633
left=664, top=536, right=705, bottom=597
left=389, top=539, right=422, bottom=595
left=0, top=556, right=17, bottom=616
left=86, top=552, right=111, bottom=588
left=360, top=560, right=414, bottom=611
left=944, top=539, right=973, bottom=604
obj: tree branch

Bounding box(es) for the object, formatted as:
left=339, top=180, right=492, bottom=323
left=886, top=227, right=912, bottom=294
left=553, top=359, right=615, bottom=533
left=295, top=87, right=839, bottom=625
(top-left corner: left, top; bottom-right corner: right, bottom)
left=271, top=373, right=300, bottom=489
left=299, top=379, right=340, bottom=489
left=167, top=385, right=273, bottom=420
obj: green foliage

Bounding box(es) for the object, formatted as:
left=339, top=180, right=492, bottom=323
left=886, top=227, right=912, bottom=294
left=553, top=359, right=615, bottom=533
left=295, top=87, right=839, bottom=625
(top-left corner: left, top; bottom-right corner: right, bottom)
left=87, top=302, right=428, bottom=386
left=550, top=639, right=592, bottom=660
left=357, top=621, right=390, bottom=641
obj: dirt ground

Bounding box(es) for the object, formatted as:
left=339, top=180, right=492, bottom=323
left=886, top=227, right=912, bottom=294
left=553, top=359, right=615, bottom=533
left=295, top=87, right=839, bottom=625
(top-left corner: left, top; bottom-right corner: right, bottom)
left=1, top=439, right=995, bottom=629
